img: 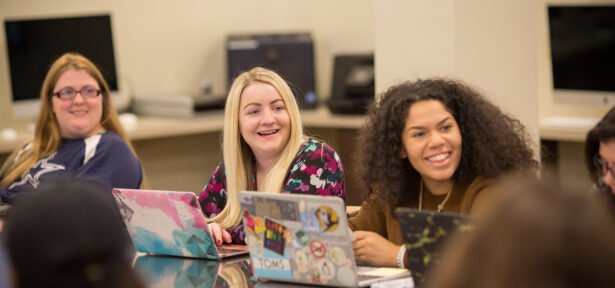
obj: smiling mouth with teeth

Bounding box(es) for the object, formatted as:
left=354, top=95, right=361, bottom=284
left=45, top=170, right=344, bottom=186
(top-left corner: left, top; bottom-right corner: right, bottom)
left=427, top=153, right=450, bottom=161
left=258, top=129, right=278, bottom=135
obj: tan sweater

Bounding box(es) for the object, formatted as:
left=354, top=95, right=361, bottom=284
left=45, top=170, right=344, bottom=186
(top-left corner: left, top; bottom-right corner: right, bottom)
left=348, top=177, right=495, bottom=245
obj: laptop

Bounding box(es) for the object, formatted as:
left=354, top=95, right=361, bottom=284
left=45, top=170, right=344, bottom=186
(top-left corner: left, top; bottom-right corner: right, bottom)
left=112, top=188, right=248, bottom=259
left=134, top=254, right=254, bottom=287
left=395, top=208, right=473, bottom=286
left=238, top=191, right=411, bottom=287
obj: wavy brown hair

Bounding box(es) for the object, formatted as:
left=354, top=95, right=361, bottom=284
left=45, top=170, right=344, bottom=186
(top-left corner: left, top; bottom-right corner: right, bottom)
left=357, top=78, right=538, bottom=210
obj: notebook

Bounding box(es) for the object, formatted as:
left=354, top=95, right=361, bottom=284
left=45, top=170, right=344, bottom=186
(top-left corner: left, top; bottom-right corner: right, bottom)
left=238, top=191, right=411, bottom=287
left=112, top=188, right=248, bottom=259
left=395, top=208, right=473, bottom=286
left=134, top=254, right=254, bottom=287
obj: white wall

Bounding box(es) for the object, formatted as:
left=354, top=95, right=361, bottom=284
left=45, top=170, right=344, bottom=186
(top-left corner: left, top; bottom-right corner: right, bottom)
left=374, top=0, right=539, bottom=149
left=0, top=0, right=374, bottom=126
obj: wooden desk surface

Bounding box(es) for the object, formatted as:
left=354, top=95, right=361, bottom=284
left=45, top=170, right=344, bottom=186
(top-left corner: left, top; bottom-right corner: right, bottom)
left=538, top=116, right=599, bottom=142
left=1, top=111, right=597, bottom=154
left=0, top=107, right=367, bottom=154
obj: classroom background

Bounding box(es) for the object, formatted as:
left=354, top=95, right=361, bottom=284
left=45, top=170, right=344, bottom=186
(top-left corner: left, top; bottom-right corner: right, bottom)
left=0, top=0, right=612, bottom=205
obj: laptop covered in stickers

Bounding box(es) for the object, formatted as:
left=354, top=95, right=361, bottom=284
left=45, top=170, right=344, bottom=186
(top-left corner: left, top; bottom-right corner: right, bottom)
left=238, top=191, right=411, bottom=287
left=112, top=188, right=248, bottom=259
left=395, top=208, right=473, bottom=286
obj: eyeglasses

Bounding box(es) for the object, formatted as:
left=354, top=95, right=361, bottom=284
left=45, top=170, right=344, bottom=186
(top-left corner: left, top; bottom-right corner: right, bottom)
left=594, top=156, right=615, bottom=179
left=51, top=87, right=102, bottom=100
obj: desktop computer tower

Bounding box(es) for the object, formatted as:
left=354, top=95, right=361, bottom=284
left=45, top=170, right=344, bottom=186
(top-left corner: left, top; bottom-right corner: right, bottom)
left=227, top=33, right=317, bottom=109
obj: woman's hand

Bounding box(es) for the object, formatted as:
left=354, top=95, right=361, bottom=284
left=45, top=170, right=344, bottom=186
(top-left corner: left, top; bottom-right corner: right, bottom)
left=352, top=230, right=400, bottom=267
left=208, top=223, right=232, bottom=245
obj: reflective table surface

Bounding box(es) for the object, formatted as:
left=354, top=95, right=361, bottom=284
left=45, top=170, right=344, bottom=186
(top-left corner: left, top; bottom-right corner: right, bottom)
left=134, top=254, right=257, bottom=287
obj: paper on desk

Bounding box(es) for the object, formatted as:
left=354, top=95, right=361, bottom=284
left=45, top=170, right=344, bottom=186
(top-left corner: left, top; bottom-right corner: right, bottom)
left=370, top=276, right=414, bottom=288
left=363, top=267, right=409, bottom=277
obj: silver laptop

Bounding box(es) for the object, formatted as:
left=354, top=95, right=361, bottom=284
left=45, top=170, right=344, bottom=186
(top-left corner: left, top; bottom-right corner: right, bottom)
left=112, top=188, right=248, bottom=259
left=238, top=191, right=411, bottom=287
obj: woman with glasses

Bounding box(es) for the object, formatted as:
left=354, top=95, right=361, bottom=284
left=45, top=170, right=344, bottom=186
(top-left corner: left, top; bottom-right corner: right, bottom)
left=0, top=53, right=143, bottom=205
left=585, top=106, right=615, bottom=215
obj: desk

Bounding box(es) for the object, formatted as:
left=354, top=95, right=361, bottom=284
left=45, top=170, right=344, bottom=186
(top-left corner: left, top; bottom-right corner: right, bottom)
left=0, top=107, right=367, bottom=205
left=539, top=116, right=599, bottom=193
left=3, top=112, right=598, bottom=155
left=2, top=110, right=594, bottom=204
left=538, top=116, right=599, bottom=142
left=134, top=254, right=257, bottom=287
left=0, top=107, right=366, bottom=154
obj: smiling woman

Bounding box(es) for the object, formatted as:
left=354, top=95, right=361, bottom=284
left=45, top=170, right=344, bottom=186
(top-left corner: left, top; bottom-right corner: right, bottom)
left=0, top=53, right=143, bottom=205
left=198, top=67, right=345, bottom=245
left=349, top=78, right=539, bottom=268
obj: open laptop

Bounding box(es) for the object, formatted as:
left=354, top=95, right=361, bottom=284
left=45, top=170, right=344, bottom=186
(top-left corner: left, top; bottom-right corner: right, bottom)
left=112, top=188, right=248, bottom=259
left=238, top=191, right=411, bottom=287
left=395, top=208, right=473, bottom=286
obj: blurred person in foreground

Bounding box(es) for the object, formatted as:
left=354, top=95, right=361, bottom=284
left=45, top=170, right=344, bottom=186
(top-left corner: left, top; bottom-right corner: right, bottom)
left=2, top=179, right=144, bottom=288
left=424, top=176, right=615, bottom=288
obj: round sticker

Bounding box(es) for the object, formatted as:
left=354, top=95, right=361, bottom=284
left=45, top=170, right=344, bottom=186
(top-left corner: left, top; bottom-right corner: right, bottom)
left=329, top=246, right=347, bottom=265
left=294, top=250, right=308, bottom=273
left=309, top=240, right=327, bottom=258
left=317, top=258, right=336, bottom=280
left=337, top=266, right=357, bottom=286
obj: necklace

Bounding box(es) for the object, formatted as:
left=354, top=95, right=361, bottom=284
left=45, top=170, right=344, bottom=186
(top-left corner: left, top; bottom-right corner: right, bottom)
left=418, top=180, right=453, bottom=212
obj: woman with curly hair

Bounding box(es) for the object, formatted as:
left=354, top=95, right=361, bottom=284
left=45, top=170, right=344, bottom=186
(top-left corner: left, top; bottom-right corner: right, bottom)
left=349, top=78, right=539, bottom=268
left=585, top=106, right=615, bottom=216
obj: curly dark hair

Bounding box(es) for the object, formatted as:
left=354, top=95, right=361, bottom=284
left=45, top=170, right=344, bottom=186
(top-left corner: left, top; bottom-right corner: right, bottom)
left=585, top=106, right=615, bottom=182
left=356, top=78, right=539, bottom=210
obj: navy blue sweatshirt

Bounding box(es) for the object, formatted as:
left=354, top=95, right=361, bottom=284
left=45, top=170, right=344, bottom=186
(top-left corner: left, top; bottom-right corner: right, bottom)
left=0, top=131, right=142, bottom=204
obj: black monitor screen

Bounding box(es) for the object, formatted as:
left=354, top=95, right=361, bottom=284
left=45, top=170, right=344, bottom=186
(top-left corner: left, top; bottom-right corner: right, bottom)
left=227, top=33, right=317, bottom=109
left=548, top=6, right=615, bottom=92
left=5, top=14, right=118, bottom=102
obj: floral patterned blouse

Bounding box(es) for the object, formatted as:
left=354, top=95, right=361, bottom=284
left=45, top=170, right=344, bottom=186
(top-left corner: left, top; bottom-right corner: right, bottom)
left=198, top=138, right=345, bottom=244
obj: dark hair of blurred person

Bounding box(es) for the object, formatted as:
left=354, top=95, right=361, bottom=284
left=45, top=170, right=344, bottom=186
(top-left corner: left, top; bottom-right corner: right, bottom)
left=2, top=179, right=144, bottom=288
left=424, top=176, right=615, bottom=288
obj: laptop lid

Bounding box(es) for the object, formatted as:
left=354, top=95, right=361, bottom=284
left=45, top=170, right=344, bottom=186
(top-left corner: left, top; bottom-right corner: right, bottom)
left=238, top=191, right=410, bottom=287
left=395, top=208, right=472, bottom=286
left=112, top=188, right=247, bottom=259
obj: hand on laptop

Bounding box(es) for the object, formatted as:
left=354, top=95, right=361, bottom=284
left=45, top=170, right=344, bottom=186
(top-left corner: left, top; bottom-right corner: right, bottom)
left=352, top=231, right=400, bottom=267
left=208, top=223, right=232, bottom=245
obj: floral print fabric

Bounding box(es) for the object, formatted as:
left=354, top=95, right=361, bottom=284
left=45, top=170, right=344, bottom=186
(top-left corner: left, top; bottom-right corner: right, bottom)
left=198, top=138, right=345, bottom=244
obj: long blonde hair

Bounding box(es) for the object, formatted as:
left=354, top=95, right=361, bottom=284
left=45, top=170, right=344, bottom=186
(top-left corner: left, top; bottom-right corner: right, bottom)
left=0, top=53, right=141, bottom=188
left=209, top=67, right=304, bottom=228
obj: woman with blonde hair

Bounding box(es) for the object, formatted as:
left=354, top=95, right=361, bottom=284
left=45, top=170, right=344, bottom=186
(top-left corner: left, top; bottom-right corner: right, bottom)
left=0, top=53, right=142, bottom=205
left=199, top=67, right=345, bottom=245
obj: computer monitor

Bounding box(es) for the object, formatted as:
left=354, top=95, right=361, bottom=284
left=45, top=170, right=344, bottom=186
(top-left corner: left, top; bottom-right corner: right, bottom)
left=227, top=33, right=317, bottom=109
left=547, top=5, right=615, bottom=107
left=4, top=14, right=123, bottom=119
